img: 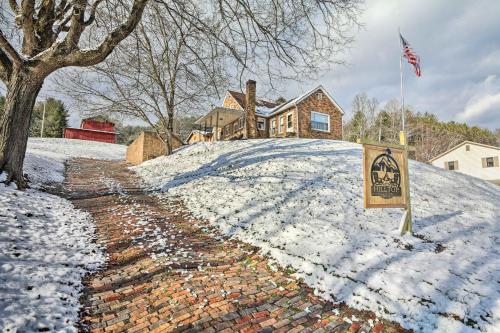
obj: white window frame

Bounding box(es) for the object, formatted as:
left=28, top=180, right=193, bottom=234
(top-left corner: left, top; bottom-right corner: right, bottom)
left=310, top=111, right=330, bottom=132
left=257, top=117, right=265, bottom=131
left=286, top=112, right=294, bottom=132
left=278, top=115, right=284, bottom=133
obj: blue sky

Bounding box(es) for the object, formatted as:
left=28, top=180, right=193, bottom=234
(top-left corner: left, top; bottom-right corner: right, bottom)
left=282, top=0, right=500, bottom=130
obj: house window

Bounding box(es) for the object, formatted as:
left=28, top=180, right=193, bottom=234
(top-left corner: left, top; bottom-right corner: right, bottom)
left=271, top=119, right=276, bottom=135
left=257, top=118, right=265, bottom=131
left=311, top=111, right=329, bottom=132
left=486, top=157, right=494, bottom=168
left=239, top=118, right=244, bottom=129
left=287, top=113, right=293, bottom=131
left=278, top=115, right=284, bottom=133
left=317, top=92, right=323, bottom=101
left=234, top=122, right=238, bottom=132
left=466, top=145, right=470, bottom=151
left=447, top=161, right=455, bottom=170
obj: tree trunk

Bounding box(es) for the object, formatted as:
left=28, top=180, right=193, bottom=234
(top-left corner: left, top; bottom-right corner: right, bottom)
left=0, top=69, right=43, bottom=188
left=164, top=130, right=173, bottom=156
left=165, top=108, right=174, bottom=155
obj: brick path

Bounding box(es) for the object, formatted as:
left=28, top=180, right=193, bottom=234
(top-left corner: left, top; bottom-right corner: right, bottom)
left=62, top=158, right=410, bottom=333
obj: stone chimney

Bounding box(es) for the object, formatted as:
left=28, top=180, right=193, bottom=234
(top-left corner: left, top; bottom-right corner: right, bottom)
left=245, top=80, right=257, bottom=138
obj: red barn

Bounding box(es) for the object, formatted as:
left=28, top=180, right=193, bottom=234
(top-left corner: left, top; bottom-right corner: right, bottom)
left=64, top=118, right=116, bottom=143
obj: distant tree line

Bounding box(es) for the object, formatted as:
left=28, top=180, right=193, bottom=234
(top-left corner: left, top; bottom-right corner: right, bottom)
left=0, top=96, right=68, bottom=138
left=344, top=93, right=500, bottom=162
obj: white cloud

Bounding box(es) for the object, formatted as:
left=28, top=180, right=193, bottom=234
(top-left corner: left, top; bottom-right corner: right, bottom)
left=458, top=75, right=500, bottom=122
left=458, top=93, right=500, bottom=121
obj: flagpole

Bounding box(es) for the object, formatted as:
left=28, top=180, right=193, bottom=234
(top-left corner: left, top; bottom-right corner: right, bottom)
left=399, top=28, right=405, bottom=132
left=398, top=28, right=412, bottom=235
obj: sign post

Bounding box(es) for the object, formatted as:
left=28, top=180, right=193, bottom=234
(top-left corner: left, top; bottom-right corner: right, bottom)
left=362, top=140, right=412, bottom=235
left=399, top=132, right=412, bottom=235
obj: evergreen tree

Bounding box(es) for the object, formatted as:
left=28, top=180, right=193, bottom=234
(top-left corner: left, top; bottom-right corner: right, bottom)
left=29, top=98, right=69, bottom=138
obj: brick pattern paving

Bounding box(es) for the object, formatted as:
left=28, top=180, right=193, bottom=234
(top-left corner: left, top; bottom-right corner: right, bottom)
left=62, top=158, right=410, bottom=333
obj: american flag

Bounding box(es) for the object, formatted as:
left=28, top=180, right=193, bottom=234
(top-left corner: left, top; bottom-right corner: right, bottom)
left=400, top=34, right=421, bottom=77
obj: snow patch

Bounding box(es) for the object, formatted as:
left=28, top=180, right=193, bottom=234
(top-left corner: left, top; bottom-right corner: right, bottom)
left=25, top=138, right=125, bottom=188
left=0, top=138, right=122, bottom=332
left=0, top=185, right=105, bottom=332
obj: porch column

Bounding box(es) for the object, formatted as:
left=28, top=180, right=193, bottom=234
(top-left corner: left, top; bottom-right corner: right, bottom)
left=215, top=110, right=220, bottom=141
left=209, top=115, right=213, bottom=142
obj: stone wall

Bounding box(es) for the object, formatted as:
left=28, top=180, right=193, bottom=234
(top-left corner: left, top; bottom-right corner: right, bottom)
left=268, top=107, right=297, bottom=138
left=296, top=92, right=343, bottom=140
left=126, top=132, right=145, bottom=165
left=127, top=132, right=184, bottom=165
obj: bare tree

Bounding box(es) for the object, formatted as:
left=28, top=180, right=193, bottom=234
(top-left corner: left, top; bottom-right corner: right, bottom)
left=344, top=93, right=378, bottom=141
left=61, top=1, right=229, bottom=154
left=0, top=0, right=149, bottom=187
left=1, top=0, right=361, bottom=187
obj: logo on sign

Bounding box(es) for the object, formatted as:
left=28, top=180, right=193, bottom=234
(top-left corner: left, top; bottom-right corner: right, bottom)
left=370, top=148, right=402, bottom=199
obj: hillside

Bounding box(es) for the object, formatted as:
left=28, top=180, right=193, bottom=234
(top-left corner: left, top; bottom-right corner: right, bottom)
left=135, top=139, right=500, bottom=333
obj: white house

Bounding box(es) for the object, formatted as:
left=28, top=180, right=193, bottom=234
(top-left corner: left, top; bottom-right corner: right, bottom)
left=429, top=141, right=500, bottom=184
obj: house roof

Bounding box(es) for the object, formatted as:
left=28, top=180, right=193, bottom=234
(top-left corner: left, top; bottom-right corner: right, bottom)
left=428, top=140, right=500, bottom=163
left=209, top=85, right=344, bottom=121
left=227, top=90, right=280, bottom=110
left=65, top=127, right=116, bottom=135
left=267, top=85, right=344, bottom=117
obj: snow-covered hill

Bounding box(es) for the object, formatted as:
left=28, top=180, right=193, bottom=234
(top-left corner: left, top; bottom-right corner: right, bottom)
left=0, top=138, right=124, bottom=332
left=25, top=138, right=126, bottom=186
left=135, top=139, right=500, bottom=333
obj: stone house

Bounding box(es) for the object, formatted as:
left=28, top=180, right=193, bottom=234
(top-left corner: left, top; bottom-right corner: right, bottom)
left=193, top=80, right=343, bottom=142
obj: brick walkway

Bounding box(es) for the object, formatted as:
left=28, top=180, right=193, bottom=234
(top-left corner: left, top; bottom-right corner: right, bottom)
left=62, top=158, right=409, bottom=333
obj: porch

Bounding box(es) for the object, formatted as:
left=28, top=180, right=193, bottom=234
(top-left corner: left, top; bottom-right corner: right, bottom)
left=195, top=107, right=244, bottom=141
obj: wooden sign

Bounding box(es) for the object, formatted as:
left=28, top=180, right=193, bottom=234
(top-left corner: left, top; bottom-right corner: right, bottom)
left=363, top=143, right=408, bottom=209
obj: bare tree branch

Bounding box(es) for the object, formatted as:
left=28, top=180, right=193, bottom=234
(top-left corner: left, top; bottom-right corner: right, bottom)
left=8, top=0, right=19, bottom=14
left=65, top=0, right=148, bottom=67
left=19, top=0, right=37, bottom=55
left=83, top=0, right=104, bottom=26
left=0, top=29, right=22, bottom=66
